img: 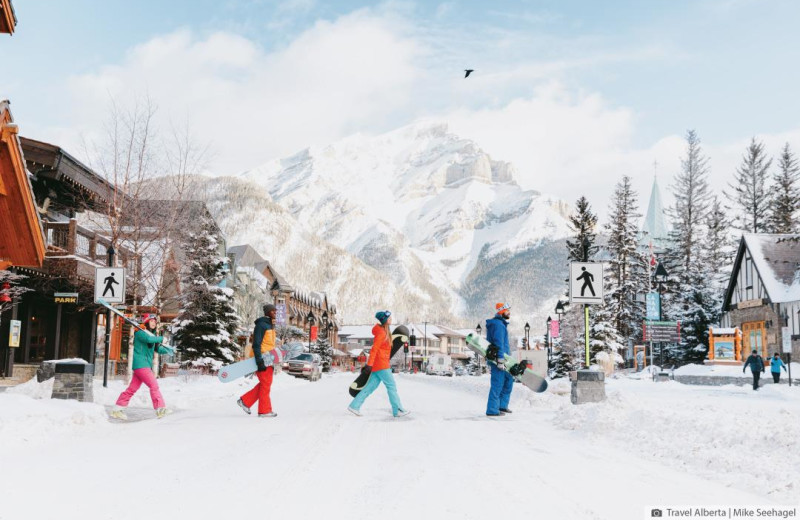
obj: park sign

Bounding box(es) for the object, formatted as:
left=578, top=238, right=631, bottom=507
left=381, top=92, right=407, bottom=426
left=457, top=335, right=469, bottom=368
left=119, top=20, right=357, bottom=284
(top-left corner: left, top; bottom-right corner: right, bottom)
left=569, top=262, right=604, bottom=305
left=643, top=320, right=681, bottom=343
left=94, top=267, right=126, bottom=304
left=54, top=292, right=78, bottom=304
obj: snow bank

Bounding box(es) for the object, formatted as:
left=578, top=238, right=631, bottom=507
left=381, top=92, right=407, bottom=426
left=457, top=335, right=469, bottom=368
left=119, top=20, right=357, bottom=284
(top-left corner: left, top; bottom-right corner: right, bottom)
left=554, top=378, right=800, bottom=503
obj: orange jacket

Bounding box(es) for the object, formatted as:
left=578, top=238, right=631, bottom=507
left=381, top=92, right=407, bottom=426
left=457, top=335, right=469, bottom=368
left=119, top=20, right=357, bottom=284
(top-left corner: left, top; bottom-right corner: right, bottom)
left=367, top=324, right=391, bottom=371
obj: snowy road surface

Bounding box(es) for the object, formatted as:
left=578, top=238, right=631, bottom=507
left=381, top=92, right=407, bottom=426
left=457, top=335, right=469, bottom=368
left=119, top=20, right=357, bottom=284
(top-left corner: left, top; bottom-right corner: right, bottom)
left=1, top=372, right=798, bottom=520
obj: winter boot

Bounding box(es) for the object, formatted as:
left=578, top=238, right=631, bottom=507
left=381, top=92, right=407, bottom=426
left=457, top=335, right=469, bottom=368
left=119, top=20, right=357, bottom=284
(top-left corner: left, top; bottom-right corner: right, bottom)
left=237, top=398, right=251, bottom=415
left=110, top=407, right=127, bottom=420
left=156, top=407, right=173, bottom=419
left=394, top=409, right=411, bottom=417
left=499, top=408, right=513, bottom=413
left=347, top=407, right=362, bottom=417
left=258, top=412, right=278, bottom=418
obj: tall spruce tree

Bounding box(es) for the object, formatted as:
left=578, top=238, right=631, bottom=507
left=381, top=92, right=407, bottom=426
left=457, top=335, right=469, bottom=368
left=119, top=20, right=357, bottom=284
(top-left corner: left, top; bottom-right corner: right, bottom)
left=730, top=137, right=773, bottom=233
left=566, top=196, right=599, bottom=262
left=604, top=176, right=647, bottom=345
left=768, top=143, right=800, bottom=234
left=665, top=130, right=713, bottom=364
left=171, top=216, right=239, bottom=363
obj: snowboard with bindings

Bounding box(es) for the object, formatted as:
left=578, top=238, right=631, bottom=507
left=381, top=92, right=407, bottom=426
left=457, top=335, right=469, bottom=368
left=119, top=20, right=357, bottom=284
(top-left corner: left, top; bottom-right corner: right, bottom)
left=218, top=342, right=305, bottom=383
left=349, top=325, right=410, bottom=397
left=465, top=333, right=548, bottom=393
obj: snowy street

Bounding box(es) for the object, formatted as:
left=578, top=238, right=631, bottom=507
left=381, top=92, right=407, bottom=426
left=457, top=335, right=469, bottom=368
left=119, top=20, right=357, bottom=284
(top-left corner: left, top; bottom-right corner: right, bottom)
left=2, top=372, right=798, bottom=520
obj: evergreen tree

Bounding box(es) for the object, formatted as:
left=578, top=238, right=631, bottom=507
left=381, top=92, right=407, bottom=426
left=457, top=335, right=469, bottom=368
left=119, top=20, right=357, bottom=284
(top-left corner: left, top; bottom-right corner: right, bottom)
left=768, top=143, right=800, bottom=234
left=310, top=337, right=334, bottom=372
left=730, top=137, right=773, bottom=233
left=566, top=196, right=599, bottom=262
left=171, top=217, right=239, bottom=363
left=604, top=176, right=648, bottom=345
left=550, top=346, right=576, bottom=379
left=664, top=130, right=713, bottom=364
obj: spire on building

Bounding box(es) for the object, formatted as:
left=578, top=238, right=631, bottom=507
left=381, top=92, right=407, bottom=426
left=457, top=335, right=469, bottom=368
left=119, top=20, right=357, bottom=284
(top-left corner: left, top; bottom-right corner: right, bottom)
left=641, top=175, right=669, bottom=251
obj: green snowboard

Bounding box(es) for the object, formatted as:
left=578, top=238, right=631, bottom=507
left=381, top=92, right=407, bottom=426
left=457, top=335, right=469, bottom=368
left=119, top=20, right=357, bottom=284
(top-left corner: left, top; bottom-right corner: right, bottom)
left=465, top=333, right=548, bottom=393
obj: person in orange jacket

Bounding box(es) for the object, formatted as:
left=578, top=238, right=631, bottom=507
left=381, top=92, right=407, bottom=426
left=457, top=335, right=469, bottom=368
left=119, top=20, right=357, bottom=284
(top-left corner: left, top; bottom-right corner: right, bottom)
left=237, top=304, right=279, bottom=417
left=347, top=310, right=409, bottom=417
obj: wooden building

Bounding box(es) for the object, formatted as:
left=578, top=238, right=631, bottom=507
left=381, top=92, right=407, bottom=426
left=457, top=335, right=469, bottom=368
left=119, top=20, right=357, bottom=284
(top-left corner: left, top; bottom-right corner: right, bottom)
left=719, top=234, right=800, bottom=360
left=0, top=0, right=16, bottom=35
left=0, top=137, right=138, bottom=379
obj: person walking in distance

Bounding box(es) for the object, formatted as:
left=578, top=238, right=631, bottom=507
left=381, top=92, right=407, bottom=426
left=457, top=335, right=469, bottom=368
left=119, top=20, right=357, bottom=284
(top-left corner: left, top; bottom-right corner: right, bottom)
left=769, top=352, right=788, bottom=384
left=486, top=303, right=514, bottom=416
left=743, top=349, right=765, bottom=391
left=238, top=304, right=279, bottom=418
left=347, top=311, right=409, bottom=417
left=110, top=315, right=174, bottom=419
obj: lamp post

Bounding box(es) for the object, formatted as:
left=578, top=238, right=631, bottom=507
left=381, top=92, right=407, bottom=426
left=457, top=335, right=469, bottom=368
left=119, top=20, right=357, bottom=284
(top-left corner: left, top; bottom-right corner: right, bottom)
left=306, top=310, right=316, bottom=351
left=423, top=321, right=428, bottom=372
left=654, top=262, right=669, bottom=370
left=546, top=316, right=552, bottom=369
left=555, top=301, right=565, bottom=369
left=409, top=328, right=416, bottom=372
left=524, top=322, right=530, bottom=350
left=475, top=323, right=482, bottom=375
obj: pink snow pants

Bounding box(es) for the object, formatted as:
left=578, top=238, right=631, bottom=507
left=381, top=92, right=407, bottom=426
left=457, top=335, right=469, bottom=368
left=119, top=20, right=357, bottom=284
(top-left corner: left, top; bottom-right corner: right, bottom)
left=115, top=368, right=165, bottom=409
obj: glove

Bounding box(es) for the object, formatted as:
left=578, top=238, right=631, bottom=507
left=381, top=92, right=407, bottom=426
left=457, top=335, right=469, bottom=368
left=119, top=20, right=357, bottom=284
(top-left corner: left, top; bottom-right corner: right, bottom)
left=256, top=357, right=267, bottom=372
left=495, top=357, right=506, bottom=370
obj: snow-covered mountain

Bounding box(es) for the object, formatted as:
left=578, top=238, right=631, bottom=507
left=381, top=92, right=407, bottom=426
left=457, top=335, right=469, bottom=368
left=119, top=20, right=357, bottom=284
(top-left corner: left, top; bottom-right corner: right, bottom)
left=231, top=121, right=572, bottom=328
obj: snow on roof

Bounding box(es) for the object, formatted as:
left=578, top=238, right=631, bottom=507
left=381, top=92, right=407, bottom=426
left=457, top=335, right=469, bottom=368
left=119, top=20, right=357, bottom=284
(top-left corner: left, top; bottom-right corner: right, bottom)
left=744, top=234, right=800, bottom=303
left=338, top=325, right=375, bottom=339
left=710, top=328, right=738, bottom=335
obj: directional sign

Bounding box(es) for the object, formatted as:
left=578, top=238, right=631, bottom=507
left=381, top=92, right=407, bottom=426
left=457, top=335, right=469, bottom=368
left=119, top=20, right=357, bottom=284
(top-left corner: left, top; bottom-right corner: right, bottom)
left=782, top=327, right=792, bottom=354
left=643, top=320, right=681, bottom=343
left=569, top=262, right=604, bottom=305
left=94, top=267, right=126, bottom=304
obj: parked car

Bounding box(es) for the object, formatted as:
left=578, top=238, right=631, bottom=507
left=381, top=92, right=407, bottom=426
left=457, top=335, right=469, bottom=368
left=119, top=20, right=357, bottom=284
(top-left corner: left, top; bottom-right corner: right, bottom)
left=454, top=366, right=466, bottom=376
left=282, top=353, right=322, bottom=381
left=426, top=354, right=453, bottom=376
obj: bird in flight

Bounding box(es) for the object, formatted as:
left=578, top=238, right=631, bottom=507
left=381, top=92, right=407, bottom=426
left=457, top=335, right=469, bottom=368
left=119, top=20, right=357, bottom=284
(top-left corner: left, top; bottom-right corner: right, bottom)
left=464, top=69, right=474, bottom=78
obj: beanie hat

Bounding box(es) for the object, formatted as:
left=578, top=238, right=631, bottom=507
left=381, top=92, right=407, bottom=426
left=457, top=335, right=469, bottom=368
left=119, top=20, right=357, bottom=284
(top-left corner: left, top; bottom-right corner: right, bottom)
left=142, top=314, right=157, bottom=324
left=263, top=304, right=277, bottom=315
left=375, top=310, right=392, bottom=325
left=495, top=303, right=510, bottom=314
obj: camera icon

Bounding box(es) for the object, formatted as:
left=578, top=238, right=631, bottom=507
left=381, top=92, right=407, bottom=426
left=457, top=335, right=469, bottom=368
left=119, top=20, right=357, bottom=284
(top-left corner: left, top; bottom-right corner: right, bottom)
left=651, top=510, right=663, bottom=518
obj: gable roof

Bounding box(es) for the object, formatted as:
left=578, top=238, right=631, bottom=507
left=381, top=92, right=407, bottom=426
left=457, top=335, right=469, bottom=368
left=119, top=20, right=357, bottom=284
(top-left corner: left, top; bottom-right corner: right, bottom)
left=227, top=244, right=265, bottom=268
left=723, top=234, right=800, bottom=309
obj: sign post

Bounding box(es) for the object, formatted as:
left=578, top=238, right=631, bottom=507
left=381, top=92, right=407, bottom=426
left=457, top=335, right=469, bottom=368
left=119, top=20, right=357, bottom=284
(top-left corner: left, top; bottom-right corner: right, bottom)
left=95, top=257, right=122, bottom=387
left=569, top=262, right=604, bottom=368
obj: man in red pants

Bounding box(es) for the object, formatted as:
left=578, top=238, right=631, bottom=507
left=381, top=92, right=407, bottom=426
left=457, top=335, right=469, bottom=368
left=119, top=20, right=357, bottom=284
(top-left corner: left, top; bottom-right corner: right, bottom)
left=238, top=304, right=278, bottom=417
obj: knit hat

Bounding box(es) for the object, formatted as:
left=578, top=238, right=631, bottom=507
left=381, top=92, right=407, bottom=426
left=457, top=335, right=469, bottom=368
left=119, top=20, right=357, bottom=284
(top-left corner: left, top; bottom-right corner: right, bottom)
left=495, top=303, right=510, bottom=315
left=142, top=314, right=157, bottom=324
left=375, top=310, right=392, bottom=325
left=263, top=304, right=277, bottom=315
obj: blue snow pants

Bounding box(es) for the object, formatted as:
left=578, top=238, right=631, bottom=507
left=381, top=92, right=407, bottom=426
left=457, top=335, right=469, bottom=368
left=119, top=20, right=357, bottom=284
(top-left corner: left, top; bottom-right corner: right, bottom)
left=349, top=369, right=405, bottom=416
left=486, top=364, right=514, bottom=415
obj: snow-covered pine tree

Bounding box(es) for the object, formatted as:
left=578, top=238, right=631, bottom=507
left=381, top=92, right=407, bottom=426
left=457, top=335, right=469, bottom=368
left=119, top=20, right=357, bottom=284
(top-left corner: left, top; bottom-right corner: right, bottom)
left=730, top=137, right=773, bottom=233
left=566, top=196, right=599, bottom=263
left=665, top=130, right=713, bottom=365
left=310, top=337, right=333, bottom=372
left=550, top=346, right=575, bottom=379
left=276, top=325, right=306, bottom=344
left=171, top=216, right=239, bottom=364
left=768, top=143, right=800, bottom=234
left=604, top=175, right=648, bottom=347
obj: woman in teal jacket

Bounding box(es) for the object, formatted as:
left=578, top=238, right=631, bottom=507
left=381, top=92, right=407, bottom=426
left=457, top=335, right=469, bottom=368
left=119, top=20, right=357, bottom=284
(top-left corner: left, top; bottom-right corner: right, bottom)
left=111, top=315, right=174, bottom=419
left=770, top=352, right=788, bottom=384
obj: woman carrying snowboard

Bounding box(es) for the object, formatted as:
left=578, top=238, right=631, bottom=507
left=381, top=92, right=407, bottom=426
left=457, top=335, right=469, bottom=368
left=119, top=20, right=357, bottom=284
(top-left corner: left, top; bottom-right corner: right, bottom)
left=111, top=314, right=174, bottom=419
left=347, top=310, right=409, bottom=418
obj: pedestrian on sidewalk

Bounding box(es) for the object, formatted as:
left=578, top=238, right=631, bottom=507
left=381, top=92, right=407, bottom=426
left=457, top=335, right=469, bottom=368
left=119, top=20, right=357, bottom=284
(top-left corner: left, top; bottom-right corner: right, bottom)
left=486, top=303, right=514, bottom=416
left=348, top=311, right=409, bottom=418
left=742, top=349, right=765, bottom=391
left=237, top=304, right=279, bottom=418
left=769, top=352, right=788, bottom=384
left=111, top=315, right=174, bottom=419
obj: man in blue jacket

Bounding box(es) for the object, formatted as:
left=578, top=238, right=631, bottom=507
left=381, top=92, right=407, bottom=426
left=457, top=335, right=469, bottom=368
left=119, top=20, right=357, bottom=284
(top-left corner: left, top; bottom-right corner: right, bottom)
left=742, top=349, right=765, bottom=391
left=485, top=303, right=513, bottom=416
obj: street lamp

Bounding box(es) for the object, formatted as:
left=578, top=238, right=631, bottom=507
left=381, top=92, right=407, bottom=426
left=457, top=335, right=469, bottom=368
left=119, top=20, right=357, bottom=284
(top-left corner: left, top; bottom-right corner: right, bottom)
left=475, top=323, right=483, bottom=374
left=546, top=316, right=552, bottom=369
left=306, top=310, right=316, bottom=351
left=409, top=328, right=416, bottom=372
left=653, top=262, right=669, bottom=369
left=524, top=322, right=530, bottom=350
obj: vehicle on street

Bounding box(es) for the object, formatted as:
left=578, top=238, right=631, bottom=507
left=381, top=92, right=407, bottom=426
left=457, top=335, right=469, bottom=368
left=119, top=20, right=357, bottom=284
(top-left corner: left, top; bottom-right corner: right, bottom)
left=282, top=353, right=322, bottom=381
left=426, top=354, right=453, bottom=376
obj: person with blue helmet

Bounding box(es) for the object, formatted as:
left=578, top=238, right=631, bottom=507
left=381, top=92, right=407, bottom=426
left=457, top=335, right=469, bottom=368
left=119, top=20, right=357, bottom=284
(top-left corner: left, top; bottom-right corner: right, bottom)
left=485, top=303, right=513, bottom=416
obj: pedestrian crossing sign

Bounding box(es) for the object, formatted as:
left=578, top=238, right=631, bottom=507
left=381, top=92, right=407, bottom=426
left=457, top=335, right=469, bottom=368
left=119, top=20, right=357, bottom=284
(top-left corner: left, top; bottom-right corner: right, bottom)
left=569, top=262, right=604, bottom=305
left=95, top=267, right=126, bottom=304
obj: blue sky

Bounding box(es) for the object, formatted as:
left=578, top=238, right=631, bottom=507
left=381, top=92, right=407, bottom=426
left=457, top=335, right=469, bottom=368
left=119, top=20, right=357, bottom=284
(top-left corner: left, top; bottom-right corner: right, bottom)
left=3, top=0, right=800, bottom=211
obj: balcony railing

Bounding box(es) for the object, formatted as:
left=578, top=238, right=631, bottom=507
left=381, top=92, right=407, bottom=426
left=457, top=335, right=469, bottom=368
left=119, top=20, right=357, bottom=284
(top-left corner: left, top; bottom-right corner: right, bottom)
left=43, top=220, right=137, bottom=272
